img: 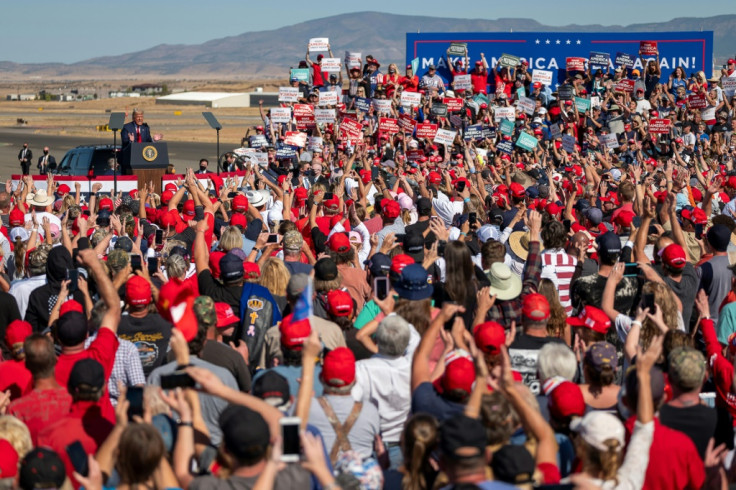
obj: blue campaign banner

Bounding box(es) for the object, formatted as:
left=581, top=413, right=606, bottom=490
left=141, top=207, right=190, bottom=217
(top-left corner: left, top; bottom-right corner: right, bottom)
left=406, top=31, right=713, bottom=88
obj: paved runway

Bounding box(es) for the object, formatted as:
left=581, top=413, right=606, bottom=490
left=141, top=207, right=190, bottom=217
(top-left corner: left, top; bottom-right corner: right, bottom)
left=0, top=128, right=236, bottom=179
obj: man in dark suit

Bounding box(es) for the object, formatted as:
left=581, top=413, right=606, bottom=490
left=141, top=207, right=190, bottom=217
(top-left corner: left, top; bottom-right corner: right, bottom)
left=120, top=109, right=162, bottom=151
left=18, top=143, right=32, bottom=175
left=194, top=158, right=210, bottom=174
left=37, top=147, right=56, bottom=175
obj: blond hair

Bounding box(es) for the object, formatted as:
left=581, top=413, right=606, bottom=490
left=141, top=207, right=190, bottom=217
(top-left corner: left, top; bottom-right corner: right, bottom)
left=259, top=258, right=290, bottom=297
left=0, top=415, right=32, bottom=460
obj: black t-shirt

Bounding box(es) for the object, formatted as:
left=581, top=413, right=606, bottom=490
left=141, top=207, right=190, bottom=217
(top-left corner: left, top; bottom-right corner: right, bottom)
left=509, top=334, right=566, bottom=395
left=659, top=403, right=717, bottom=459
left=0, top=292, right=21, bottom=358
left=198, top=270, right=243, bottom=318
left=571, top=274, right=639, bottom=317
left=344, top=328, right=374, bottom=361
left=118, top=313, right=173, bottom=377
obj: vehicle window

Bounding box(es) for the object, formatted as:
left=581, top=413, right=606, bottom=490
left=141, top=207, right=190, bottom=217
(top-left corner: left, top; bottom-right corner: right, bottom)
left=92, top=149, right=116, bottom=175
left=72, top=149, right=94, bottom=174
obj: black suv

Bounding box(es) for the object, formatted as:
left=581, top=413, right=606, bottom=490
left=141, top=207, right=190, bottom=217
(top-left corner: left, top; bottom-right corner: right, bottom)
left=54, top=144, right=120, bottom=176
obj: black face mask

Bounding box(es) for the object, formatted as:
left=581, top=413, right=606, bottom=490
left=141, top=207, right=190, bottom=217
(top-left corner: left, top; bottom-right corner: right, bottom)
left=200, top=165, right=207, bottom=172
left=44, top=150, right=49, bottom=155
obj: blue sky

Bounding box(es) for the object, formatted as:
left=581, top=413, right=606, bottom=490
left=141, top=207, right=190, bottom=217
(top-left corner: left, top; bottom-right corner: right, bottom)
left=1, top=0, right=732, bottom=63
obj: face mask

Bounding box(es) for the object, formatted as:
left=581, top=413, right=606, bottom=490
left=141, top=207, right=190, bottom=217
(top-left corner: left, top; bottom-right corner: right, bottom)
left=44, top=150, right=49, bottom=155
left=200, top=165, right=207, bottom=172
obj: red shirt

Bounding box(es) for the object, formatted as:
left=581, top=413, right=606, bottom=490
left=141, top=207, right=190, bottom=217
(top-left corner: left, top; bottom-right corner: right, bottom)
left=399, top=75, right=419, bottom=92
left=624, top=416, right=704, bottom=490
left=703, top=318, right=736, bottom=424
left=471, top=69, right=488, bottom=94
left=8, top=387, right=72, bottom=445
left=312, top=64, right=324, bottom=87
left=0, top=359, right=32, bottom=400
left=37, top=400, right=115, bottom=489
left=610, top=201, right=634, bottom=224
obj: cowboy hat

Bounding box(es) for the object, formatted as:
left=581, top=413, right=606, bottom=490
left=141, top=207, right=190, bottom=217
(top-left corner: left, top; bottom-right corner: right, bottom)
left=486, top=262, right=522, bottom=301
left=508, top=231, right=543, bottom=261
left=246, top=189, right=269, bottom=208
left=26, top=188, right=54, bottom=207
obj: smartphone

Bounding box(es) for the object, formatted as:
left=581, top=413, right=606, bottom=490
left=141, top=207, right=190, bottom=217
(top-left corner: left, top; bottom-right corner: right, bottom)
left=469, top=212, right=477, bottom=225
left=155, top=228, right=164, bottom=244
left=374, top=276, right=389, bottom=300
left=323, top=192, right=334, bottom=201
left=267, top=234, right=279, bottom=244
left=456, top=180, right=467, bottom=192
left=130, top=254, right=142, bottom=272
left=371, top=167, right=379, bottom=180
left=126, top=386, right=144, bottom=420
left=280, top=417, right=301, bottom=463
left=443, top=304, right=458, bottom=331
left=641, top=292, right=656, bottom=312
left=437, top=240, right=447, bottom=257
left=227, top=192, right=237, bottom=199
left=395, top=233, right=406, bottom=244
left=66, top=268, right=79, bottom=293
left=148, top=257, right=158, bottom=276
left=66, top=441, right=89, bottom=477
left=160, top=371, right=196, bottom=390
left=623, top=263, right=639, bottom=277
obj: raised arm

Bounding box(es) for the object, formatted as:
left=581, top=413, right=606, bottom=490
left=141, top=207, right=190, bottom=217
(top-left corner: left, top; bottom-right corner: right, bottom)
left=78, top=248, right=121, bottom=333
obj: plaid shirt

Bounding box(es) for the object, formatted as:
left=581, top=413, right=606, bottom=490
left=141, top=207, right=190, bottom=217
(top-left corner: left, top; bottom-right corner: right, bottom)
left=485, top=241, right=542, bottom=327
left=84, top=334, right=145, bottom=404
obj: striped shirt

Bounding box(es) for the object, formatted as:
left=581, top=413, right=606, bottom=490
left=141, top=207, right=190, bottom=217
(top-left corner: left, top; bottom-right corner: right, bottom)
left=540, top=249, right=578, bottom=315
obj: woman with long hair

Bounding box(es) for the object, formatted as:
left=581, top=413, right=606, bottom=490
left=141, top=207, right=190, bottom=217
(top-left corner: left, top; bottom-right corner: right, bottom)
left=383, top=414, right=439, bottom=490
left=668, top=66, right=687, bottom=95
left=434, top=240, right=479, bottom=329
left=579, top=341, right=620, bottom=412
left=259, top=258, right=290, bottom=314
left=538, top=278, right=570, bottom=345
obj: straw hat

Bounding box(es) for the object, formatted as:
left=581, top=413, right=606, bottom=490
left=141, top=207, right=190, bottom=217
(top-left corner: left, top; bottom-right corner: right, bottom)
left=26, top=189, right=54, bottom=207
left=508, top=231, right=543, bottom=260
left=486, top=263, right=522, bottom=301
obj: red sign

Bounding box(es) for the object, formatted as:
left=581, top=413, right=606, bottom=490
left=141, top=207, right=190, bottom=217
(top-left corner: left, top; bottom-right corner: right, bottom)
left=293, top=104, right=315, bottom=130
left=640, top=41, right=658, bottom=56
left=648, top=118, right=671, bottom=134
left=566, top=57, right=586, bottom=72
left=688, top=94, right=707, bottom=108
left=416, top=123, right=438, bottom=139
left=340, top=117, right=362, bottom=140
left=406, top=149, right=424, bottom=161
left=443, top=97, right=464, bottom=112
left=398, top=113, right=417, bottom=132
left=614, top=79, right=635, bottom=93
left=283, top=131, right=307, bottom=147
left=379, top=117, right=400, bottom=134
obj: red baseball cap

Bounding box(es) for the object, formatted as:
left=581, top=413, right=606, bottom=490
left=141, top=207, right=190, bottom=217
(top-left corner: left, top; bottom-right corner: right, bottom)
left=280, top=314, right=311, bottom=351
left=660, top=243, right=687, bottom=269
left=98, top=197, right=113, bottom=211
left=215, top=302, right=238, bottom=328
left=230, top=212, right=247, bottom=229
left=428, top=171, right=442, bottom=184
left=232, top=194, right=249, bottom=213
left=243, top=261, right=261, bottom=280
left=434, top=351, right=475, bottom=395
left=9, top=207, right=24, bottom=227
left=164, top=183, right=178, bottom=192
left=324, top=196, right=340, bottom=211
left=382, top=199, right=401, bottom=219
left=546, top=380, right=585, bottom=419
left=182, top=200, right=195, bottom=218
left=391, top=254, right=415, bottom=275
left=680, top=207, right=707, bottom=225
left=322, top=347, right=356, bottom=387
left=545, top=203, right=562, bottom=216
left=613, top=210, right=636, bottom=228
left=57, top=184, right=71, bottom=195
left=327, top=290, right=354, bottom=317
left=328, top=232, right=351, bottom=253
left=5, top=319, right=32, bottom=347
left=161, top=190, right=175, bottom=205
left=129, top=189, right=139, bottom=199
left=209, top=251, right=225, bottom=279
left=60, top=299, right=84, bottom=317
left=473, top=321, right=506, bottom=356
left=690, top=188, right=703, bottom=203
left=566, top=305, right=611, bottom=334
left=294, top=187, right=309, bottom=203
left=509, top=182, right=525, bottom=199
left=126, top=275, right=152, bottom=306
left=359, top=169, right=372, bottom=184
left=522, top=293, right=550, bottom=321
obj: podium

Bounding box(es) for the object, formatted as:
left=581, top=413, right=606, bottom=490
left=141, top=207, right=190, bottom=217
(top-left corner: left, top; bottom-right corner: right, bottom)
left=121, top=142, right=169, bottom=195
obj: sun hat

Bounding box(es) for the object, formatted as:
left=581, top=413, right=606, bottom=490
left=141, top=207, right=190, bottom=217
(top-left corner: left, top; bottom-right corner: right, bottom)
left=26, top=188, right=54, bottom=207
left=486, top=262, right=522, bottom=300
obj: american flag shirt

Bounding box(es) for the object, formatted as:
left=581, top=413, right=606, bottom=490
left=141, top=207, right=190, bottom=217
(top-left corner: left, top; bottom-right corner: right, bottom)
left=540, top=248, right=578, bottom=315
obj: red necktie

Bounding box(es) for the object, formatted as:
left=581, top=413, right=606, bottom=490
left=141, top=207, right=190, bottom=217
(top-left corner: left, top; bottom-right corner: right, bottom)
left=136, top=126, right=141, bottom=143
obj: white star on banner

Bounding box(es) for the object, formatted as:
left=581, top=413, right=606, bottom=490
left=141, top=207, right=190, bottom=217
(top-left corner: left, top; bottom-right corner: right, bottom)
left=576, top=40, right=581, bottom=44
left=545, top=39, right=550, bottom=44
left=535, top=39, right=540, bottom=44
left=555, top=39, right=561, bottom=44
left=566, top=39, right=571, bottom=45
left=555, top=83, right=560, bottom=88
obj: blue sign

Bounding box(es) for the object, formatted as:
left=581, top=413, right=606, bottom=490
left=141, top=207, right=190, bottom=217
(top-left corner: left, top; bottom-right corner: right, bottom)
left=406, top=31, right=713, bottom=89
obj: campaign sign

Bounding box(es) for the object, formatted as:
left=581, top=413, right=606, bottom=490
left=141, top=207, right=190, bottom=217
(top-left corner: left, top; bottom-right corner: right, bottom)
left=575, top=97, right=591, bottom=113
left=549, top=124, right=562, bottom=140
left=398, top=113, right=417, bottom=132
left=447, top=42, right=468, bottom=56
left=355, top=97, right=372, bottom=112
left=615, top=79, right=635, bottom=93
left=566, top=57, right=586, bottom=72
left=318, top=91, right=338, bottom=106
left=408, top=31, right=713, bottom=86
left=321, top=58, right=342, bottom=73
left=434, top=128, right=457, bottom=145
left=464, top=124, right=484, bottom=140
left=482, top=126, right=497, bottom=139
left=599, top=133, right=619, bottom=149
left=416, top=123, right=438, bottom=139
left=270, top=107, right=292, bottom=123
left=372, top=99, right=392, bottom=113
left=276, top=146, right=297, bottom=159
left=558, top=85, right=575, bottom=100
left=401, top=91, right=422, bottom=107
left=407, top=149, right=424, bottom=161
left=284, top=132, right=307, bottom=148
left=518, top=96, right=536, bottom=115
left=443, top=97, right=464, bottom=112
left=562, top=134, right=576, bottom=153
left=449, top=115, right=463, bottom=127
left=499, top=119, right=515, bottom=136
left=340, top=118, right=362, bottom=140
left=723, top=77, right=736, bottom=97
left=314, top=109, right=336, bottom=123
left=589, top=51, right=610, bottom=67
left=495, top=106, right=516, bottom=122
left=498, top=53, right=520, bottom=68
left=453, top=74, right=472, bottom=91
left=249, top=135, right=268, bottom=149
left=294, top=104, right=315, bottom=130
left=308, top=137, right=323, bottom=151
left=640, top=41, right=658, bottom=56
left=648, top=118, right=671, bottom=134
left=431, top=104, right=448, bottom=117
left=530, top=71, right=552, bottom=88
left=344, top=51, right=362, bottom=68
left=278, top=87, right=299, bottom=102
left=290, top=69, right=310, bottom=82
left=379, top=117, right=400, bottom=134
left=497, top=140, right=514, bottom=154
left=308, top=38, right=329, bottom=52
left=615, top=52, right=636, bottom=68
left=689, top=94, right=707, bottom=108
left=516, top=132, right=539, bottom=151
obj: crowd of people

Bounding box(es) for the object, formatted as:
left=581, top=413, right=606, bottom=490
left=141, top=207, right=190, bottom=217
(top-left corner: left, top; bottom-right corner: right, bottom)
left=2, top=41, right=736, bottom=490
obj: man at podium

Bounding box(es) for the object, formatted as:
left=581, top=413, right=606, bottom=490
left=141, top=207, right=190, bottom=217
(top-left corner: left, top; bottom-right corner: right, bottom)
left=121, top=109, right=163, bottom=151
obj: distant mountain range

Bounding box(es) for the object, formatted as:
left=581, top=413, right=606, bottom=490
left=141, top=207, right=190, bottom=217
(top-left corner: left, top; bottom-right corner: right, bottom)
left=1, top=12, right=734, bottom=79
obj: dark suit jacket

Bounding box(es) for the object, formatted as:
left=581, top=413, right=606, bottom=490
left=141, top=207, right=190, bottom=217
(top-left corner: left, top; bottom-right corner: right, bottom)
left=121, top=121, right=152, bottom=149
left=18, top=148, right=32, bottom=163
left=37, top=154, right=56, bottom=169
